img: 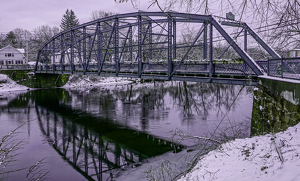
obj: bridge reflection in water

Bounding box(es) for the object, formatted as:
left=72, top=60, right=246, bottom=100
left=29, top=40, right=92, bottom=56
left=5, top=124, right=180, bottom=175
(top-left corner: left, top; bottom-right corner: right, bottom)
left=34, top=91, right=183, bottom=181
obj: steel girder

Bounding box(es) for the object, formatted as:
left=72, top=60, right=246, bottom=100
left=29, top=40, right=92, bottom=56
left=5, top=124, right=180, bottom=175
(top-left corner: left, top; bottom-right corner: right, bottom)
left=35, top=11, right=279, bottom=82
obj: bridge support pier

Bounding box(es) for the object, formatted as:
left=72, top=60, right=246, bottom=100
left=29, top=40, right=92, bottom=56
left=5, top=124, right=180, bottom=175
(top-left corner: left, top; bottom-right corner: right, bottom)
left=258, top=76, right=300, bottom=105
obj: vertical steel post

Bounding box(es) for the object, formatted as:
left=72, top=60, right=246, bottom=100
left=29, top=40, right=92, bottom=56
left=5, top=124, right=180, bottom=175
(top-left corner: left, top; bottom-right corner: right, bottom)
left=267, top=58, right=270, bottom=76
left=45, top=44, right=48, bottom=73
left=129, top=26, right=133, bottom=63
left=77, top=32, right=82, bottom=70
left=281, top=57, right=283, bottom=78
left=97, top=22, right=102, bottom=73
left=52, top=39, right=55, bottom=73
left=35, top=50, right=41, bottom=73
left=60, top=35, right=65, bottom=73
left=114, top=18, right=120, bottom=76
left=209, top=21, right=214, bottom=80
left=83, top=27, right=86, bottom=70
left=70, top=31, right=74, bottom=74
left=168, top=15, right=173, bottom=79
left=149, top=22, right=152, bottom=61
left=203, top=22, right=208, bottom=60
left=244, top=28, right=247, bottom=52
left=87, top=33, right=92, bottom=73
left=138, top=15, right=142, bottom=77
left=173, top=19, right=176, bottom=60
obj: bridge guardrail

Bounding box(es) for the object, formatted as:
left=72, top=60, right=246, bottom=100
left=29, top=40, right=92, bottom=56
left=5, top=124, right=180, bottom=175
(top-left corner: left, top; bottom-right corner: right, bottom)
left=35, top=61, right=258, bottom=77
left=0, top=65, right=32, bottom=70
left=267, top=57, right=300, bottom=80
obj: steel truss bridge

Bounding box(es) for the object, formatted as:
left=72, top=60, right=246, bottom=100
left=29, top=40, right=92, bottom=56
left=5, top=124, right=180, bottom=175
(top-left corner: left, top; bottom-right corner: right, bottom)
left=34, top=11, right=281, bottom=85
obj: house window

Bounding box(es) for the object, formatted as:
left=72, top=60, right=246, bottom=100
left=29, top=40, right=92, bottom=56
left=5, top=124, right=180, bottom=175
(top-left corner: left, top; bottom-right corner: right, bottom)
left=0, top=61, right=3, bottom=65
left=4, top=53, right=15, bottom=57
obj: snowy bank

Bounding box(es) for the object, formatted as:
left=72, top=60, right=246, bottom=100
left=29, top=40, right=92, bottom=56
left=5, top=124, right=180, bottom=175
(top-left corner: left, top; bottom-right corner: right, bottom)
left=178, top=123, right=300, bottom=181
left=62, top=74, right=192, bottom=93
left=63, top=75, right=135, bottom=88
left=0, top=74, right=29, bottom=93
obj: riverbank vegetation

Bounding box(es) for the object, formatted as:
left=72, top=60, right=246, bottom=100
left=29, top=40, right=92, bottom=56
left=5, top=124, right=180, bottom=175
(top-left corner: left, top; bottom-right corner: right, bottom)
left=0, top=123, right=49, bottom=181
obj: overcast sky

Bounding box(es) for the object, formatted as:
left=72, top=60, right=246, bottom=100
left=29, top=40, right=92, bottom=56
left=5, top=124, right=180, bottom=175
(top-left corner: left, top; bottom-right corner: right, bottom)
left=0, top=0, right=159, bottom=33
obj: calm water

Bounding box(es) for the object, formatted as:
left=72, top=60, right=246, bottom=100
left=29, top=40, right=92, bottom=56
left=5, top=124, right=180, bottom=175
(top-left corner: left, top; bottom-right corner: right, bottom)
left=0, top=81, right=255, bottom=180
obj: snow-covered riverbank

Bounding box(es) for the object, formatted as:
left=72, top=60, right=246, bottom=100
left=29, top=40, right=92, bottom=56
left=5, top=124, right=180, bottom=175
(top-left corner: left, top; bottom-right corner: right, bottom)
left=0, top=74, right=29, bottom=93
left=178, top=122, right=300, bottom=181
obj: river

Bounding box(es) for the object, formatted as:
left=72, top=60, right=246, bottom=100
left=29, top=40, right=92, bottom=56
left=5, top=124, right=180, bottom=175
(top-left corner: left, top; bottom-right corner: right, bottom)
left=1, top=80, right=297, bottom=181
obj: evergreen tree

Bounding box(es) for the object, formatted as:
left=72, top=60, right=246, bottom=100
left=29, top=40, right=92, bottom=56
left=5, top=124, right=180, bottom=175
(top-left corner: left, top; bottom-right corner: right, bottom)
left=60, top=9, right=79, bottom=31
left=4, top=31, right=17, bottom=47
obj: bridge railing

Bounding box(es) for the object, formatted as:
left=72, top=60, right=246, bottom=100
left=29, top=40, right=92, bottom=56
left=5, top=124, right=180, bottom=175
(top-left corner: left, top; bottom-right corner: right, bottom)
left=267, top=57, right=300, bottom=80
left=256, top=60, right=268, bottom=73
left=35, top=61, right=257, bottom=77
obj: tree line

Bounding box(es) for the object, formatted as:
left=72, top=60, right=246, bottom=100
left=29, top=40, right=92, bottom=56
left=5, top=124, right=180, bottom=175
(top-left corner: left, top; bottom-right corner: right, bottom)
left=0, top=9, right=113, bottom=62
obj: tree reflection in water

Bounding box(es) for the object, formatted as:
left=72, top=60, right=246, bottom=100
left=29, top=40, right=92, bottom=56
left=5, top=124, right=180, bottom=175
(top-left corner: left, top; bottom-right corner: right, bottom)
left=63, top=81, right=251, bottom=130
left=168, top=82, right=245, bottom=119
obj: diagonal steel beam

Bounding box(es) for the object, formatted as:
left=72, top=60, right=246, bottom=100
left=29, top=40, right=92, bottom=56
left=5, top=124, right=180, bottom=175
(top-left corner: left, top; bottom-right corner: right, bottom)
left=98, top=21, right=116, bottom=75
left=221, top=21, right=280, bottom=59
left=244, top=23, right=280, bottom=58
left=84, top=23, right=100, bottom=74
left=211, top=17, right=264, bottom=75
left=171, top=24, right=205, bottom=77
left=218, top=28, right=244, bottom=59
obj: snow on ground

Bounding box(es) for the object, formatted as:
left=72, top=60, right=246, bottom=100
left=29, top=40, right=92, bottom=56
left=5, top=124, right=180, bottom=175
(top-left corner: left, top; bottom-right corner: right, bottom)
left=63, top=75, right=135, bottom=88
left=62, top=74, right=188, bottom=93
left=178, top=123, right=300, bottom=181
left=0, top=74, right=29, bottom=93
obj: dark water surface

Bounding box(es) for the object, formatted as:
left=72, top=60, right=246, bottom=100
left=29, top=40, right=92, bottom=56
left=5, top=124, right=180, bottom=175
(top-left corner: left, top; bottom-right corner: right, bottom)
left=0, top=82, right=256, bottom=180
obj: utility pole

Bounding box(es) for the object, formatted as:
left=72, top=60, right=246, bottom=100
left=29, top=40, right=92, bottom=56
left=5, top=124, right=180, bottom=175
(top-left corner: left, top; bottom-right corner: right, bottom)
left=25, top=32, right=29, bottom=63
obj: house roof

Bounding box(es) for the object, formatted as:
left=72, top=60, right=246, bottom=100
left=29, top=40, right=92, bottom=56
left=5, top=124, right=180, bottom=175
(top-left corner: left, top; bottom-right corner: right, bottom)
left=17, top=49, right=25, bottom=53
left=0, top=45, right=25, bottom=54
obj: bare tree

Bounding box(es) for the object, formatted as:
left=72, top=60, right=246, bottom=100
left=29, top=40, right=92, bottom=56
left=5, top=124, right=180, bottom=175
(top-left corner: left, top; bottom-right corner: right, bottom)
left=116, top=0, right=300, bottom=53
left=13, top=28, right=32, bottom=49
left=29, top=25, right=60, bottom=61
left=115, top=0, right=278, bottom=20
left=269, top=1, right=300, bottom=50
left=90, top=10, right=115, bottom=21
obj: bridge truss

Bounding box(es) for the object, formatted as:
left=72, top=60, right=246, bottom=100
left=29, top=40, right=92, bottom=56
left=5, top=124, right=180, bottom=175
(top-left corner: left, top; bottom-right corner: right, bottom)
left=35, top=11, right=280, bottom=85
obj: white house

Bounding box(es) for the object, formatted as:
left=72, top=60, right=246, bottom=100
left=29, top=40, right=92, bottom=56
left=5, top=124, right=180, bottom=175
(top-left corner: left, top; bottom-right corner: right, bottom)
left=0, top=45, right=26, bottom=66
